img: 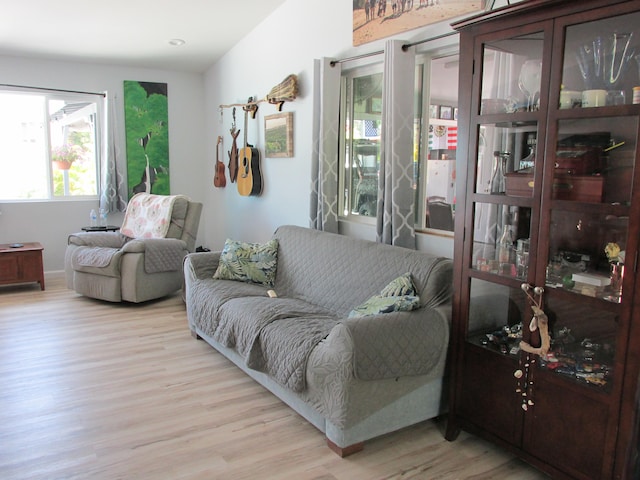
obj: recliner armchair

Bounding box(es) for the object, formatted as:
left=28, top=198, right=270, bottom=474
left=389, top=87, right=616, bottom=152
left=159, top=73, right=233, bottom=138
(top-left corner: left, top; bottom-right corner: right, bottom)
left=65, top=193, right=202, bottom=303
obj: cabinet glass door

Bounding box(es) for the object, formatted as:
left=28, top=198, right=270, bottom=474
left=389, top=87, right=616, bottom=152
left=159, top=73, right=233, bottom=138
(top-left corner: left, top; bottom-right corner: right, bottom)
left=459, top=25, right=552, bottom=446
left=520, top=9, right=640, bottom=477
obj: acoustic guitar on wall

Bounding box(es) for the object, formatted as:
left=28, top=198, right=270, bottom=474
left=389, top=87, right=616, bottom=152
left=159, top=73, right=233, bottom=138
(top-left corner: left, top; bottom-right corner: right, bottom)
left=213, top=135, right=226, bottom=188
left=237, top=99, right=263, bottom=196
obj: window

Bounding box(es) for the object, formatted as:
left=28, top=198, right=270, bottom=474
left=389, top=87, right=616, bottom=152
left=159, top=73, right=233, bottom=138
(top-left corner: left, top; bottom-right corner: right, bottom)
left=340, top=65, right=383, bottom=219
left=338, top=52, right=459, bottom=232
left=0, top=88, right=102, bottom=201
left=416, top=53, right=459, bottom=233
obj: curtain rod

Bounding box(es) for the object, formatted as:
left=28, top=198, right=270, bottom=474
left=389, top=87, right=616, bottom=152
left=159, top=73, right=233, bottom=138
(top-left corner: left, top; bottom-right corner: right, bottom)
left=0, top=83, right=106, bottom=97
left=330, top=30, right=459, bottom=67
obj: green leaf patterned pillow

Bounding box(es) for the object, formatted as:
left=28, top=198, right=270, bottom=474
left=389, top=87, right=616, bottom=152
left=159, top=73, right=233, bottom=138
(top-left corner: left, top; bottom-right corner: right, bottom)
left=380, top=272, right=416, bottom=297
left=348, top=294, right=420, bottom=318
left=348, top=273, right=420, bottom=318
left=213, top=238, right=278, bottom=287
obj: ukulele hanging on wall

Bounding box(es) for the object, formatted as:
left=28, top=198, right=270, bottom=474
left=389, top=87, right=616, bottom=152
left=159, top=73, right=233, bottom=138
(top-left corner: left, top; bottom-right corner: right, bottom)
left=228, top=107, right=240, bottom=183
left=237, top=98, right=263, bottom=196
left=213, top=135, right=226, bottom=188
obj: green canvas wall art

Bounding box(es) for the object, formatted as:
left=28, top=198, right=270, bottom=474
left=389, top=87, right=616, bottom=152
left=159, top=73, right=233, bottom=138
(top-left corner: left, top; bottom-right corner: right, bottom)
left=123, top=81, right=169, bottom=198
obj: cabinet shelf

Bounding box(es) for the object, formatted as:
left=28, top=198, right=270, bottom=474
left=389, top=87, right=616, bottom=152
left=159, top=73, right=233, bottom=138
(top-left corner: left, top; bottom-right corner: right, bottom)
left=477, top=111, right=540, bottom=124
left=548, top=200, right=631, bottom=213
left=471, top=192, right=534, bottom=207
left=554, top=104, right=640, bottom=119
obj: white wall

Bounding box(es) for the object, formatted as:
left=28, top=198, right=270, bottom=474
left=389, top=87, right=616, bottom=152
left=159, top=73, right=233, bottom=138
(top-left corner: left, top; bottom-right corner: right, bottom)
left=2, top=0, right=518, bottom=273
left=201, top=0, right=477, bottom=256
left=202, top=0, right=351, bottom=248
left=0, top=55, right=206, bottom=271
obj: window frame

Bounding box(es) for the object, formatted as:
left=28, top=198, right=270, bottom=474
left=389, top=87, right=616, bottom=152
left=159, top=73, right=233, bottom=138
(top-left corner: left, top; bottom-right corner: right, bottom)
left=0, top=86, right=104, bottom=203
left=338, top=48, right=460, bottom=235
left=338, top=62, right=384, bottom=225
left=415, top=49, right=460, bottom=236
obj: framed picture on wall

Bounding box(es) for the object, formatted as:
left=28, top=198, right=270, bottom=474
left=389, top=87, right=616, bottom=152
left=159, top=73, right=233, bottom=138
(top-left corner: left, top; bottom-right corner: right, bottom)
left=353, top=1, right=487, bottom=46
left=264, top=112, right=293, bottom=158
left=429, top=104, right=439, bottom=119
left=440, top=105, right=453, bottom=120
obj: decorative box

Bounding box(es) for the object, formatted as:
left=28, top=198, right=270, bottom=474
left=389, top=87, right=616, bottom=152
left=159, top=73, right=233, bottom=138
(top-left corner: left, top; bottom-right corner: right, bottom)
left=505, top=173, right=604, bottom=202
left=553, top=147, right=602, bottom=175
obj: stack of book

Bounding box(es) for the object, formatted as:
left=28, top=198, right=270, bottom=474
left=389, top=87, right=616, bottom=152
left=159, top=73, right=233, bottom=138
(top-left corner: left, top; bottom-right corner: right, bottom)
left=571, top=272, right=611, bottom=297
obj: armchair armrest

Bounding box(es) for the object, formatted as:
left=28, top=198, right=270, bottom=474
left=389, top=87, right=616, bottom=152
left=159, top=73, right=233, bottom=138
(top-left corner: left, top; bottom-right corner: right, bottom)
left=121, top=238, right=187, bottom=253
left=120, top=238, right=188, bottom=274
left=68, top=232, right=129, bottom=249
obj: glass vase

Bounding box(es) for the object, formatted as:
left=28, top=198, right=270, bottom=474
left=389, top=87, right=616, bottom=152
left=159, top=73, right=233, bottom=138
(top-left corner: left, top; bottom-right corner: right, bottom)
left=610, top=261, right=624, bottom=298
left=491, top=151, right=510, bottom=194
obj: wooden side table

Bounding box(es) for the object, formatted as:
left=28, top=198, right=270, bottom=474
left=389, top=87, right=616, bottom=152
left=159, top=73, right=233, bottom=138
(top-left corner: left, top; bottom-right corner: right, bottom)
left=0, top=242, right=45, bottom=290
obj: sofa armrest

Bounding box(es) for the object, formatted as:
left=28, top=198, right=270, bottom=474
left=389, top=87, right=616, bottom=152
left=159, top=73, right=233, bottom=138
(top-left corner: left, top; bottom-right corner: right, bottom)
left=121, top=238, right=187, bottom=253
left=184, top=251, right=221, bottom=281
left=341, top=305, right=451, bottom=381
left=68, top=232, right=129, bottom=249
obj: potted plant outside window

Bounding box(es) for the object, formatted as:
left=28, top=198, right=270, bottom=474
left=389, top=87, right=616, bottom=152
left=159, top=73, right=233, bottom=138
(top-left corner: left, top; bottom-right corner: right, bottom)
left=52, top=144, right=82, bottom=170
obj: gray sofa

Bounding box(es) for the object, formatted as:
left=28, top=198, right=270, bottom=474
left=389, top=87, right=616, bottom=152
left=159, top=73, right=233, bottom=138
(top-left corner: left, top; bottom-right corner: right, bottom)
left=184, top=225, right=453, bottom=455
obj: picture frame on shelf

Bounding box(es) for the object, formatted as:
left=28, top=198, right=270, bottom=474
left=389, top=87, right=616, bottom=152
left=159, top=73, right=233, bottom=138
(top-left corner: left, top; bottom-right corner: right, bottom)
left=453, top=107, right=459, bottom=121
left=440, top=105, right=453, bottom=120
left=429, top=104, right=440, bottom=119
left=264, top=112, right=294, bottom=158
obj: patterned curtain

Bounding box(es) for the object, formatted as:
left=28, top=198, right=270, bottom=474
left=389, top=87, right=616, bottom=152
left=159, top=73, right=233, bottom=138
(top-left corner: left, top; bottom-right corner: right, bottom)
left=100, top=92, right=127, bottom=213
left=376, top=40, right=417, bottom=248
left=309, top=57, right=341, bottom=233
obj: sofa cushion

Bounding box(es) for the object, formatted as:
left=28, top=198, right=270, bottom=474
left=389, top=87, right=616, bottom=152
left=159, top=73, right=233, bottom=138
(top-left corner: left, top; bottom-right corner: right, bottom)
left=272, top=225, right=453, bottom=317
left=213, top=238, right=278, bottom=287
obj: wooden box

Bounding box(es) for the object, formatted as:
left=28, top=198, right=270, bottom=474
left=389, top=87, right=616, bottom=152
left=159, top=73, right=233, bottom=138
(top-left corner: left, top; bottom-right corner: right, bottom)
left=505, top=173, right=604, bottom=202
left=505, top=173, right=534, bottom=197
left=553, top=147, right=602, bottom=175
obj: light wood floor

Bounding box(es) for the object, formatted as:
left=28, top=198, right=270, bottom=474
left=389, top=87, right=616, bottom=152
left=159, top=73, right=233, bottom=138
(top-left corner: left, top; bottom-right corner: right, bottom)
left=0, top=273, right=549, bottom=480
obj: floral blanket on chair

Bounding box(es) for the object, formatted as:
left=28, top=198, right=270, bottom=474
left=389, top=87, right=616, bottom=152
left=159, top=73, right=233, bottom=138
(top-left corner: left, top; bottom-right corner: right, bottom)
left=120, top=193, right=187, bottom=239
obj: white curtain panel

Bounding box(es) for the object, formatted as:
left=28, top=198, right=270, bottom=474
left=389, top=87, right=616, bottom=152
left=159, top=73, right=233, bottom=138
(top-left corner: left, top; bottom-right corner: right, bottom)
left=100, top=92, right=128, bottom=213
left=475, top=51, right=516, bottom=259
left=309, top=57, right=341, bottom=233
left=376, top=39, right=417, bottom=248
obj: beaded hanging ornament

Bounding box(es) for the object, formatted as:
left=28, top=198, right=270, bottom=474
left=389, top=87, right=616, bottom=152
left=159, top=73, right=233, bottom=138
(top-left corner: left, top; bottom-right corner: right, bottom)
left=514, top=284, right=549, bottom=411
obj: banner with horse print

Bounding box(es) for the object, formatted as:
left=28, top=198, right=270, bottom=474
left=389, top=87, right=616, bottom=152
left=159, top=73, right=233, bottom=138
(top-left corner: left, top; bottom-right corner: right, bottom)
left=353, top=0, right=486, bottom=47
left=124, top=81, right=170, bottom=198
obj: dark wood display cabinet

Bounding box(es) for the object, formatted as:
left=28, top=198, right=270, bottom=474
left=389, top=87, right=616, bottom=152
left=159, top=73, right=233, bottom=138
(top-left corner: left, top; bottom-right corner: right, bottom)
left=446, top=1, right=640, bottom=479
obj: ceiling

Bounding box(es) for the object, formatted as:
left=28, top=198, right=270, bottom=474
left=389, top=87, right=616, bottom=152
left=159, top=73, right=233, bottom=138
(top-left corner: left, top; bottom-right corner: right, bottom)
left=0, top=0, right=288, bottom=73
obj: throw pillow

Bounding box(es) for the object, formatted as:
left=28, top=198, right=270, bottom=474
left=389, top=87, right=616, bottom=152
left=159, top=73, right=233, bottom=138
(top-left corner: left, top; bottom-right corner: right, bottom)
left=348, top=273, right=420, bottom=318
left=213, top=238, right=278, bottom=287
left=380, top=272, right=417, bottom=297
left=348, top=294, right=420, bottom=318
